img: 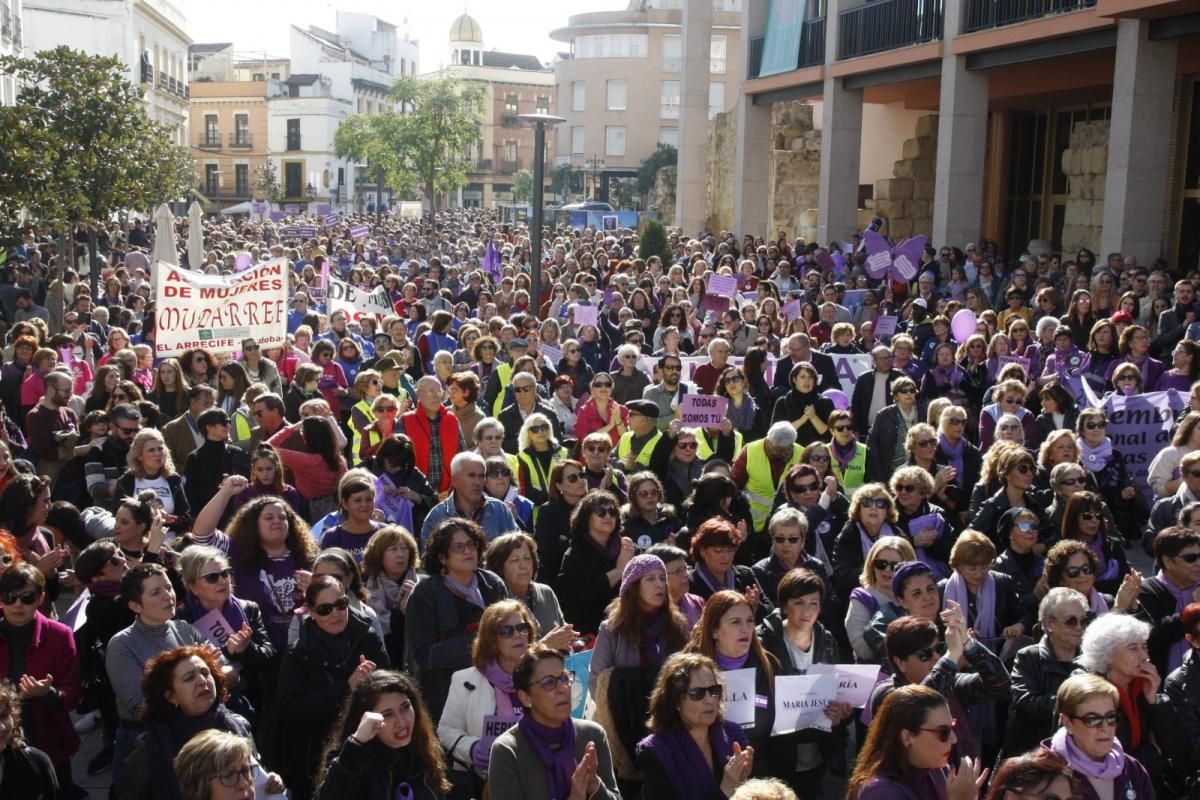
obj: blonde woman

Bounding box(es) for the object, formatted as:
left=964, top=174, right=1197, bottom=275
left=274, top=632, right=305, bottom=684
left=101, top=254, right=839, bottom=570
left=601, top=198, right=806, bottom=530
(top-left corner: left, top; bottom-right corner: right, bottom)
left=116, top=428, right=190, bottom=531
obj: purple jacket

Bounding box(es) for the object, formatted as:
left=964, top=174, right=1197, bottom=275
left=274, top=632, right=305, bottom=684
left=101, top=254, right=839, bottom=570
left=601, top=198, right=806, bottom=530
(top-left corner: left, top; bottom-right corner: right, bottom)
left=1104, top=354, right=1165, bottom=392
left=853, top=769, right=947, bottom=800
left=1038, top=741, right=1156, bottom=800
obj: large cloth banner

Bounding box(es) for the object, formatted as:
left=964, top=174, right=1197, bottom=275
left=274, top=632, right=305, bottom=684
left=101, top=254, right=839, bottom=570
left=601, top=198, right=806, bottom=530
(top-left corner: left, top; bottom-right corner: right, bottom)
left=1100, top=389, right=1186, bottom=505
left=327, top=276, right=393, bottom=322
left=154, top=259, right=287, bottom=357
left=759, top=0, right=808, bottom=77
left=829, top=353, right=875, bottom=396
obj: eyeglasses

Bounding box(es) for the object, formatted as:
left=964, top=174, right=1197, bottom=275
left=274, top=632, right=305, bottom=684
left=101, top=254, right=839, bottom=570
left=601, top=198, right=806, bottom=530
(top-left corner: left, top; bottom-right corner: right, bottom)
left=514, top=385, right=535, bottom=393
left=685, top=683, right=724, bottom=702
left=497, top=622, right=533, bottom=638
left=1079, top=512, right=1101, bottom=522
left=861, top=497, right=889, bottom=509
left=1052, top=613, right=1094, bottom=629
left=529, top=424, right=550, bottom=433
left=790, top=482, right=818, bottom=493
left=1002, top=396, right=1022, bottom=405
left=912, top=642, right=949, bottom=663
left=560, top=472, right=584, bottom=484
left=1012, top=463, right=1033, bottom=475
left=1063, top=564, right=1095, bottom=579
left=1, top=590, right=39, bottom=606
left=449, top=541, right=478, bottom=554
left=917, top=718, right=958, bottom=743
left=874, top=559, right=901, bottom=572
left=1057, top=477, right=1085, bottom=487
left=531, top=671, right=575, bottom=692
left=773, top=535, right=802, bottom=545
left=594, top=507, right=618, bottom=518
left=214, top=765, right=255, bottom=788
left=592, top=381, right=612, bottom=388
left=676, top=441, right=698, bottom=451
left=1014, top=521, right=1035, bottom=532
left=308, top=593, right=351, bottom=615
left=1083, top=421, right=1107, bottom=430
left=1173, top=551, right=1200, bottom=564
left=199, top=568, right=234, bottom=584
left=1071, top=712, right=1120, bottom=729
left=808, top=454, right=830, bottom=463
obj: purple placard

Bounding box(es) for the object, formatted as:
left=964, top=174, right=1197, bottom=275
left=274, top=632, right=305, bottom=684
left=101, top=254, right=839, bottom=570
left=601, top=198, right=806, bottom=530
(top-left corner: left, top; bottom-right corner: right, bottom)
left=998, top=355, right=1031, bottom=372
left=269, top=211, right=285, bottom=222
left=296, top=225, right=318, bottom=239
left=782, top=299, right=802, bottom=322
left=906, top=513, right=945, bottom=539
left=283, top=204, right=300, bottom=214
left=679, top=394, right=728, bottom=427
left=324, top=213, right=340, bottom=226
left=316, top=204, right=331, bottom=215
left=350, top=224, right=369, bottom=240
left=873, top=315, right=898, bottom=337
left=708, top=274, right=738, bottom=297
left=572, top=304, right=598, bottom=327
left=702, top=294, right=731, bottom=314
left=842, top=290, right=867, bottom=309
left=1103, top=389, right=1186, bottom=504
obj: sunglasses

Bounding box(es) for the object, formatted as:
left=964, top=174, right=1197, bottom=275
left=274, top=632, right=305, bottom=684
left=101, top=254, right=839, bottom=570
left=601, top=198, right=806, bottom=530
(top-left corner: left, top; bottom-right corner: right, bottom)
left=531, top=671, right=575, bottom=692
left=486, top=468, right=512, bottom=479
left=896, top=485, right=922, bottom=495
left=514, top=385, right=535, bottom=393
left=1083, top=421, right=1107, bottom=430
left=873, top=559, right=901, bottom=572
left=773, top=535, right=802, bottom=545
left=1053, top=613, right=1094, bottom=629
left=914, top=439, right=936, bottom=449
left=560, top=472, right=584, bottom=484
left=685, top=683, right=724, bottom=702
left=529, top=424, right=550, bottom=434
left=199, top=568, right=234, bottom=584
left=861, top=497, right=889, bottom=509
left=832, top=425, right=852, bottom=433
left=1014, top=521, right=1035, bottom=532
left=944, top=417, right=966, bottom=426
left=584, top=445, right=610, bottom=454
left=1079, top=512, right=1101, bottom=522
left=311, top=596, right=350, bottom=616
left=1057, top=477, right=1085, bottom=487
left=594, top=507, right=618, bottom=518
left=893, top=387, right=915, bottom=395
left=1063, top=564, right=1095, bottom=579
left=724, top=374, right=744, bottom=383
left=592, top=381, right=612, bottom=388
left=1, top=590, right=40, bottom=606
left=498, top=622, right=533, bottom=638
left=376, top=406, right=397, bottom=413
left=808, top=454, right=830, bottom=463
left=790, top=482, right=819, bottom=493
left=913, top=642, right=949, bottom=663
left=1012, top=463, right=1033, bottom=474
left=917, top=718, right=959, bottom=743
left=676, top=441, right=698, bottom=451
left=1071, top=712, right=1120, bottom=729
left=1174, top=551, right=1200, bottom=564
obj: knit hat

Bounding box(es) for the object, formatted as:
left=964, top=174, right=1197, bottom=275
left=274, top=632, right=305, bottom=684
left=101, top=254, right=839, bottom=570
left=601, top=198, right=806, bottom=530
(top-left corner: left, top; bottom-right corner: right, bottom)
left=891, top=561, right=933, bottom=598
left=620, top=554, right=666, bottom=598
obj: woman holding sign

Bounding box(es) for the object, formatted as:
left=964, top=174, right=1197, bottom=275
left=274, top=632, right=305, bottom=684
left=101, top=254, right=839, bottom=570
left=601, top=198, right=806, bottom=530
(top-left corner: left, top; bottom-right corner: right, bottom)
left=847, top=684, right=987, bottom=800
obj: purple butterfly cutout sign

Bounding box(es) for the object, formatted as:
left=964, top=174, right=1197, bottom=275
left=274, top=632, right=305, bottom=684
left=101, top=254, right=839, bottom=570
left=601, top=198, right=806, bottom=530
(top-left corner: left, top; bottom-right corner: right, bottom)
left=863, top=231, right=927, bottom=283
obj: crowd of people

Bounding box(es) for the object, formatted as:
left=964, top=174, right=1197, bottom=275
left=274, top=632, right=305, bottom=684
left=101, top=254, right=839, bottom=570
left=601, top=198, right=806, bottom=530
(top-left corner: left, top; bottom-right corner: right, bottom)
left=0, top=208, right=1199, bottom=800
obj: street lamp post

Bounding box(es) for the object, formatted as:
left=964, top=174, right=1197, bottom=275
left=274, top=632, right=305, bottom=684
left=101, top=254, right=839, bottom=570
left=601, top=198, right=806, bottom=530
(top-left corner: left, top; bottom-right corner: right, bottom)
left=514, top=113, right=565, bottom=316
left=376, top=165, right=384, bottom=229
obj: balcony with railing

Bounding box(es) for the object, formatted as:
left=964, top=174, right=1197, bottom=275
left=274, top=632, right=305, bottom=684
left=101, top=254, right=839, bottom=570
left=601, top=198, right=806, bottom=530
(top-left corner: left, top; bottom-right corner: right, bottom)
left=963, top=0, right=1096, bottom=33
left=13, top=14, right=20, bottom=45
left=473, top=159, right=494, bottom=173
left=141, top=63, right=154, bottom=84
left=499, top=159, right=521, bottom=174
left=229, top=132, right=252, bottom=149
left=1, top=6, right=11, bottom=41
left=198, top=134, right=221, bottom=150
left=838, top=0, right=944, bottom=60
left=746, top=13, right=826, bottom=79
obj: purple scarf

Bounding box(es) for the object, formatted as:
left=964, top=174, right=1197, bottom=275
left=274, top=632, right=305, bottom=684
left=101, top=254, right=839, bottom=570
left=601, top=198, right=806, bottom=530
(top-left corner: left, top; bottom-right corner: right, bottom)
left=1079, top=438, right=1114, bottom=473
left=864, top=769, right=949, bottom=800
left=938, top=435, right=965, bottom=487
left=484, top=660, right=522, bottom=716
left=1049, top=725, right=1125, bottom=780
left=1087, top=536, right=1119, bottom=582
left=696, top=563, right=735, bottom=594
left=1088, top=588, right=1110, bottom=616
left=587, top=531, right=622, bottom=562
left=931, top=365, right=964, bottom=388
left=443, top=573, right=485, bottom=609
left=942, top=571, right=996, bottom=638
left=517, top=715, right=576, bottom=800
left=89, top=580, right=122, bottom=599
left=859, top=522, right=894, bottom=560
left=1157, top=570, right=1196, bottom=671
left=832, top=438, right=858, bottom=472
left=716, top=651, right=749, bottom=671
left=636, top=720, right=747, bottom=800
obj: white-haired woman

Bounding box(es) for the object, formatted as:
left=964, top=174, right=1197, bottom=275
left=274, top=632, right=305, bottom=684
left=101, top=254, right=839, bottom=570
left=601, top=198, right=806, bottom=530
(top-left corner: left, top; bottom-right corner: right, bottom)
left=611, top=343, right=650, bottom=405
left=1001, top=587, right=1088, bottom=759
left=1077, top=612, right=1172, bottom=791
left=516, top=412, right=568, bottom=506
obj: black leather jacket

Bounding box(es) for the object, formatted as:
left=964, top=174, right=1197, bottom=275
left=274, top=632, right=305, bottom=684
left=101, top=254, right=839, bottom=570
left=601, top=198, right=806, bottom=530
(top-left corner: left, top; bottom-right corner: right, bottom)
left=1000, top=637, right=1076, bottom=759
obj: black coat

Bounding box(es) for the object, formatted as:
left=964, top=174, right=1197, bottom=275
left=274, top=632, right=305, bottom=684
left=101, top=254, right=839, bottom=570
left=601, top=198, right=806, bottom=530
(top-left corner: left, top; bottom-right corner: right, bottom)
left=1135, top=574, right=1190, bottom=678
left=1001, top=638, right=1076, bottom=759
left=992, top=549, right=1043, bottom=627
left=275, top=609, right=390, bottom=799
left=313, top=736, right=445, bottom=800
left=178, top=598, right=278, bottom=710
left=532, top=498, right=577, bottom=590
left=689, top=563, right=773, bottom=622
left=0, top=745, right=57, bottom=800
left=1162, top=647, right=1200, bottom=783
left=559, top=536, right=622, bottom=637
left=969, top=487, right=1054, bottom=551
left=865, top=405, right=915, bottom=483
left=774, top=352, right=840, bottom=397
left=936, top=570, right=1033, bottom=635
left=851, top=369, right=904, bottom=438
left=932, top=440, right=983, bottom=520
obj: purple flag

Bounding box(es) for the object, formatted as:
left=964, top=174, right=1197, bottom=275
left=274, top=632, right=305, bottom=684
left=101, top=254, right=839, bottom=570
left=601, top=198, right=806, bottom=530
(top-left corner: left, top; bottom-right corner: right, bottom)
left=862, top=231, right=927, bottom=283
left=483, top=237, right=502, bottom=280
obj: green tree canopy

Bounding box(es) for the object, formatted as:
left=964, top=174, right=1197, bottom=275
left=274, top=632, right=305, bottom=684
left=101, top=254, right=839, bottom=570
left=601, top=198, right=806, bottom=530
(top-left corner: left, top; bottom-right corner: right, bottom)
left=512, top=169, right=533, bottom=204
left=636, top=144, right=678, bottom=197
left=0, top=47, right=193, bottom=243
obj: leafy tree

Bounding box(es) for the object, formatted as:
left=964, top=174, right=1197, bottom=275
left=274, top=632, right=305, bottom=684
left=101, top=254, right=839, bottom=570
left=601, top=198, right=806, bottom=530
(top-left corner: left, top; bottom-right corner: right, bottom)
left=388, top=76, right=484, bottom=210
left=549, top=163, right=576, bottom=200
left=512, top=169, right=533, bottom=204
left=636, top=144, right=678, bottom=197
left=253, top=161, right=282, bottom=204
left=0, top=47, right=193, bottom=289
left=638, top=218, right=674, bottom=266
left=332, top=112, right=416, bottom=204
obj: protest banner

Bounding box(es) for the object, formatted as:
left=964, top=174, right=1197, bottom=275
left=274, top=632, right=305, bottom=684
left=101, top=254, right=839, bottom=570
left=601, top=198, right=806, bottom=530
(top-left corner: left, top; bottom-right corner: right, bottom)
left=708, top=274, right=738, bottom=297
left=782, top=299, right=801, bottom=321
left=872, top=316, right=898, bottom=337
left=283, top=204, right=300, bottom=214
left=268, top=210, right=285, bottom=222
left=602, top=215, right=618, bottom=231
left=350, top=224, right=369, bottom=240
left=572, top=304, right=598, bottom=327
left=829, top=353, right=874, bottom=396
left=809, top=664, right=882, bottom=708
left=323, top=213, right=341, bottom=226
left=1101, top=389, right=1185, bottom=504
left=296, top=225, right=318, bottom=239
left=842, top=290, right=867, bottom=309
left=721, top=668, right=758, bottom=728
left=702, top=294, right=731, bottom=314
left=479, top=713, right=521, bottom=757
left=541, top=344, right=562, bottom=368
left=772, top=672, right=836, bottom=735
left=155, top=259, right=287, bottom=357
left=192, top=607, right=235, bottom=650
left=399, top=201, right=422, bottom=220
left=680, top=394, right=728, bottom=427
left=998, top=354, right=1031, bottom=373
left=327, top=276, right=393, bottom=322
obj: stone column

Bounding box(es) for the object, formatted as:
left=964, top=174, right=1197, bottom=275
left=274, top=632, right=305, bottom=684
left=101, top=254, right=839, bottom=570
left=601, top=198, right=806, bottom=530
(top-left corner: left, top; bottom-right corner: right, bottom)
left=817, top=0, right=862, bottom=243
left=1100, top=19, right=1176, bottom=261
left=676, top=0, right=714, bottom=236
left=733, top=0, right=772, bottom=239
left=932, top=0, right=988, bottom=249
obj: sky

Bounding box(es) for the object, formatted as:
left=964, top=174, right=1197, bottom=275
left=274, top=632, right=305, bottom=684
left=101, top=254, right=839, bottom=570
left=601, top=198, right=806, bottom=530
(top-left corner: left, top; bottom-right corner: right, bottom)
left=186, top=1, right=628, bottom=71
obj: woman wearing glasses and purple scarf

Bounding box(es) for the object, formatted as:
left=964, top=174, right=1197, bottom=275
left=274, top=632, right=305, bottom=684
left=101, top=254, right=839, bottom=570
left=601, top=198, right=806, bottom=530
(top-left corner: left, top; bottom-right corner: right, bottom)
left=1076, top=407, right=1146, bottom=544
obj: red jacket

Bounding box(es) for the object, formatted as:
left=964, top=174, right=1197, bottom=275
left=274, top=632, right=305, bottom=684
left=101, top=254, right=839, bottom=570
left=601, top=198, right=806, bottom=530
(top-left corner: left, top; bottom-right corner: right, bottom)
left=0, top=612, right=81, bottom=766
left=401, top=407, right=461, bottom=493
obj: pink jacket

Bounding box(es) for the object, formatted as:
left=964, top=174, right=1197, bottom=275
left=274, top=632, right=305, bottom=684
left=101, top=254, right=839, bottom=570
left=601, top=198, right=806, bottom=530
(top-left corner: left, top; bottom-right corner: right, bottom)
left=0, top=612, right=81, bottom=766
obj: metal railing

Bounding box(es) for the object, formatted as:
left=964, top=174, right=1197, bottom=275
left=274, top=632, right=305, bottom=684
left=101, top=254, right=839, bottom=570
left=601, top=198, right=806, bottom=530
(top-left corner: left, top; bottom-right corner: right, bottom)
left=748, top=35, right=764, bottom=78
left=963, top=0, right=1096, bottom=33
left=286, top=136, right=301, bottom=151
left=1, top=7, right=10, bottom=40
left=198, top=135, right=221, bottom=150
left=838, top=0, right=944, bottom=60
left=473, top=159, right=493, bottom=172
left=499, top=159, right=520, bottom=174
left=229, top=132, right=252, bottom=148
left=747, top=15, right=826, bottom=79
left=141, top=63, right=154, bottom=83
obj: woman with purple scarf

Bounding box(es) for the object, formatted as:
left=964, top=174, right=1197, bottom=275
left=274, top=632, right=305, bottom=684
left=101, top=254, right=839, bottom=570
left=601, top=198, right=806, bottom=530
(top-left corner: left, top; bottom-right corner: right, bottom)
left=489, top=643, right=622, bottom=800
left=1043, top=675, right=1156, bottom=800
left=636, top=652, right=755, bottom=800
left=558, top=490, right=636, bottom=637
left=847, top=684, right=986, bottom=800
left=1041, top=540, right=1141, bottom=619
left=687, top=518, right=773, bottom=622
left=1076, top=407, right=1146, bottom=542
left=932, top=405, right=981, bottom=527
left=1060, top=491, right=1132, bottom=597
left=921, top=343, right=972, bottom=414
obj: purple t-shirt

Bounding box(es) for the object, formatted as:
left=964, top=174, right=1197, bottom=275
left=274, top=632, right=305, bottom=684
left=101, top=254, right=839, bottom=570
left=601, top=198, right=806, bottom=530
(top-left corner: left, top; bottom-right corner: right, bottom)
left=233, top=552, right=300, bottom=651
left=319, top=522, right=384, bottom=563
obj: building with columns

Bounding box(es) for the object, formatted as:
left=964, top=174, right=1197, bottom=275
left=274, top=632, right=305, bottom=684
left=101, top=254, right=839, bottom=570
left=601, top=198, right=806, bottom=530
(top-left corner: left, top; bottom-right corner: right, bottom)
left=0, top=0, right=24, bottom=106
left=550, top=0, right=743, bottom=209
left=729, top=0, right=1200, bottom=268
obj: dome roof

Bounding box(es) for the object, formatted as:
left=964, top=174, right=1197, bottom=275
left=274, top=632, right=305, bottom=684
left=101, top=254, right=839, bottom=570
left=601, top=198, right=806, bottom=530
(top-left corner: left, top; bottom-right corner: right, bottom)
left=450, top=13, right=483, bottom=44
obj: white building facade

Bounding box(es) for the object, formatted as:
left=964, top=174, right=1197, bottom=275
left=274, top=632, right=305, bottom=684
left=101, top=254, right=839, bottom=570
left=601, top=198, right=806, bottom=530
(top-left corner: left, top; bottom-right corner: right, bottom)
left=0, top=0, right=23, bottom=106
left=23, top=0, right=190, bottom=142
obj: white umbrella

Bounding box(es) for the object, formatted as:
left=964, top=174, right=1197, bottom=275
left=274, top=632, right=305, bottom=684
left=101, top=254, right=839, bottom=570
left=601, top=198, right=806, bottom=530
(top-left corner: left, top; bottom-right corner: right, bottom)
left=152, top=204, right=177, bottom=266
left=188, top=201, right=204, bottom=270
